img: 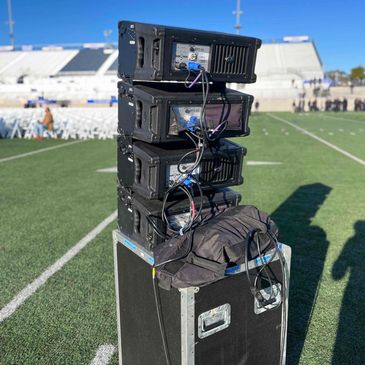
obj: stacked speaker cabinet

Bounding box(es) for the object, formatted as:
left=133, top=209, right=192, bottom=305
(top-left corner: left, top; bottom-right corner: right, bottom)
left=115, top=20, right=290, bottom=365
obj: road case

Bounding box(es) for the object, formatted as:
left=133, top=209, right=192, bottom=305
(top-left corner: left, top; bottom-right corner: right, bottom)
left=113, top=229, right=291, bottom=365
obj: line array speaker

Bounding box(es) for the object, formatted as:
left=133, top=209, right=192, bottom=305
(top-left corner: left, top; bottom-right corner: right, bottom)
left=118, top=21, right=261, bottom=83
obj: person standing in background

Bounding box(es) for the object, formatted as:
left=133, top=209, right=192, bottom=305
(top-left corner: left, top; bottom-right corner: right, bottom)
left=34, top=107, right=54, bottom=140
left=43, top=107, right=54, bottom=131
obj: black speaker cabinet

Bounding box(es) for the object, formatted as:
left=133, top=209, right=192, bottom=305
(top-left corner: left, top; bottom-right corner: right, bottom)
left=118, top=21, right=261, bottom=83
left=113, top=229, right=291, bottom=365
left=117, top=187, right=241, bottom=251
left=118, top=81, right=253, bottom=143
left=117, top=136, right=246, bottom=200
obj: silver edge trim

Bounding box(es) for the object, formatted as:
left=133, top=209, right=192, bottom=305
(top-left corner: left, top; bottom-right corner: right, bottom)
left=281, top=244, right=292, bottom=365
left=115, top=230, right=154, bottom=266
left=180, top=287, right=196, bottom=365
left=113, top=230, right=123, bottom=365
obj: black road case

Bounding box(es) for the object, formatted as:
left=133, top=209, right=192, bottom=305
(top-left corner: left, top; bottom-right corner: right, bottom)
left=117, top=137, right=246, bottom=199
left=113, top=230, right=291, bottom=365
left=117, top=187, right=241, bottom=250
left=118, top=21, right=261, bottom=83
left=118, top=81, right=254, bottom=143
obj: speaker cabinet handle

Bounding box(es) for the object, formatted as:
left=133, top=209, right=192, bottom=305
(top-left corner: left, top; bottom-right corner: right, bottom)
left=136, top=100, right=142, bottom=128
left=137, top=37, right=145, bottom=68
left=133, top=210, right=141, bottom=233
left=134, top=158, right=141, bottom=184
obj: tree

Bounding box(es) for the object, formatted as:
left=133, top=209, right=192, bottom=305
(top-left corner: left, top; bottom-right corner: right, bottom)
left=325, top=70, right=349, bottom=84
left=350, top=66, right=365, bottom=80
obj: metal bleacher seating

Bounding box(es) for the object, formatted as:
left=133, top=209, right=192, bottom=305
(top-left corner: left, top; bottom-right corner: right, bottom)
left=105, top=57, right=118, bottom=75
left=233, top=41, right=324, bottom=98
left=0, top=40, right=324, bottom=110
left=57, top=49, right=111, bottom=76
left=0, top=50, right=78, bottom=81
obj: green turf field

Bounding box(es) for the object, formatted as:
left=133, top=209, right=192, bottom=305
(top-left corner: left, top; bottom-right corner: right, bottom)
left=0, top=112, right=365, bottom=365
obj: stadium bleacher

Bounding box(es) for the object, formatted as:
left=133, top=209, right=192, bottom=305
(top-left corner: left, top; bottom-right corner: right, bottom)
left=233, top=41, right=324, bottom=99
left=57, top=48, right=112, bottom=76
left=0, top=39, right=324, bottom=108
left=106, top=57, right=118, bottom=74
left=0, top=50, right=78, bottom=81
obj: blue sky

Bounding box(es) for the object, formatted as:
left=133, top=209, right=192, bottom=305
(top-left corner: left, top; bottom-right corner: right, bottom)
left=0, top=0, right=364, bottom=72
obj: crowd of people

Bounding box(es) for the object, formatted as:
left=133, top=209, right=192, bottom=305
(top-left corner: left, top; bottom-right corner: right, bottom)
left=354, top=98, right=365, bottom=111
left=291, top=97, right=365, bottom=113
left=324, top=98, right=348, bottom=112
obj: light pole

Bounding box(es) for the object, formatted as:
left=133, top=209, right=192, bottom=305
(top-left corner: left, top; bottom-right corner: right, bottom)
left=103, top=29, right=112, bottom=45
left=7, top=0, right=15, bottom=47
left=233, top=0, right=243, bottom=35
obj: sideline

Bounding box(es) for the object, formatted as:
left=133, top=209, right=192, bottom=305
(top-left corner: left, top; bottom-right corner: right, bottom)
left=0, top=210, right=117, bottom=323
left=0, top=140, right=85, bottom=163
left=267, top=113, right=365, bottom=167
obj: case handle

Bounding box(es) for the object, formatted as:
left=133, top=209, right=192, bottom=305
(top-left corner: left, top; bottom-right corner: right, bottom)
left=198, top=304, right=231, bottom=339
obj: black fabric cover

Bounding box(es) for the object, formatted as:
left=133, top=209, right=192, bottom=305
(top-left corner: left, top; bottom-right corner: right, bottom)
left=154, top=205, right=278, bottom=289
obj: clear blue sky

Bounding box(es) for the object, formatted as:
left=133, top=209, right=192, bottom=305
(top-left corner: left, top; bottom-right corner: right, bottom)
left=1, top=0, right=364, bottom=72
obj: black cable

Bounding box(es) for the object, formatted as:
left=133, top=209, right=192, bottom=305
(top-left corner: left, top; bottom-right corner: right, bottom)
left=162, top=184, right=195, bottom=234
left=154, top=185, right=203, bottom=269
left=254, top=232, right=277, bottom=303
left=244, top=227, right=285, bottom=314
left=248, top=227, right=287, bottom=365
left=159, top=68, right=210, bottom=254
left=146, top=215, right=171, bottom=240
left=267, top=230, right=287, bottom=365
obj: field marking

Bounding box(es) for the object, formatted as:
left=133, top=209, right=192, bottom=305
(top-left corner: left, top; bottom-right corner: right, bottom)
left=0, top=140, right=85, bottom=163
left=97, top=161, right=283, bottom=174
left=247, top=161, right=282, bottom=166
left=90, top=344, right=116, bottom=365
left=267, top=113, right=365, bottom=167
left=97, top=167, right=117, bottom=173
left=0, top=210, right=117, bottom=323
left=318, top=114, right=365, bottom=124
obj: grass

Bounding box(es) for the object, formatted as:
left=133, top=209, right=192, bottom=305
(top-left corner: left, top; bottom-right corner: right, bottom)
left=0, top=139, right=74, bottom=159
left=0, top=112, right=365, bottom=364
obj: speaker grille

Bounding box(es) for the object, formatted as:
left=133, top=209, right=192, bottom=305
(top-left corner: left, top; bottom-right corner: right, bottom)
left=211, top=44, right=248, bottom=75
left=200, top=157, right=234, bottom=183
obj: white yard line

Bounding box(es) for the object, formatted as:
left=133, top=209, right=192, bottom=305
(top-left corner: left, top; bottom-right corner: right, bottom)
left=97, top=167, right=117, bottom=173
left=97, top=161, right=283, bottom=174
left=0, top=140, right=85, bottom=163
left=318, top=114, right=365, bottom=124
left=90, top=344, right=116, bottom=365
left=246, top=161, right=282, bottom=166
left=267, top=113, right=365, bottom=167
left=0, top=210, right=117, bottom=323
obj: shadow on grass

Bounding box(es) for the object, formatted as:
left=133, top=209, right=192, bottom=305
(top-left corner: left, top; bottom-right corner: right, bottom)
left=331, top=221, right=365, bottom=365
left=271, top=183, right=332, bottom=365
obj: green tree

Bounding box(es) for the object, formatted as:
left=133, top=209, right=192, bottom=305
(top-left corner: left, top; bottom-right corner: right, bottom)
left=325, top=70, right=349, bottom=84
left=350, top=66, right=365, bottom=80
